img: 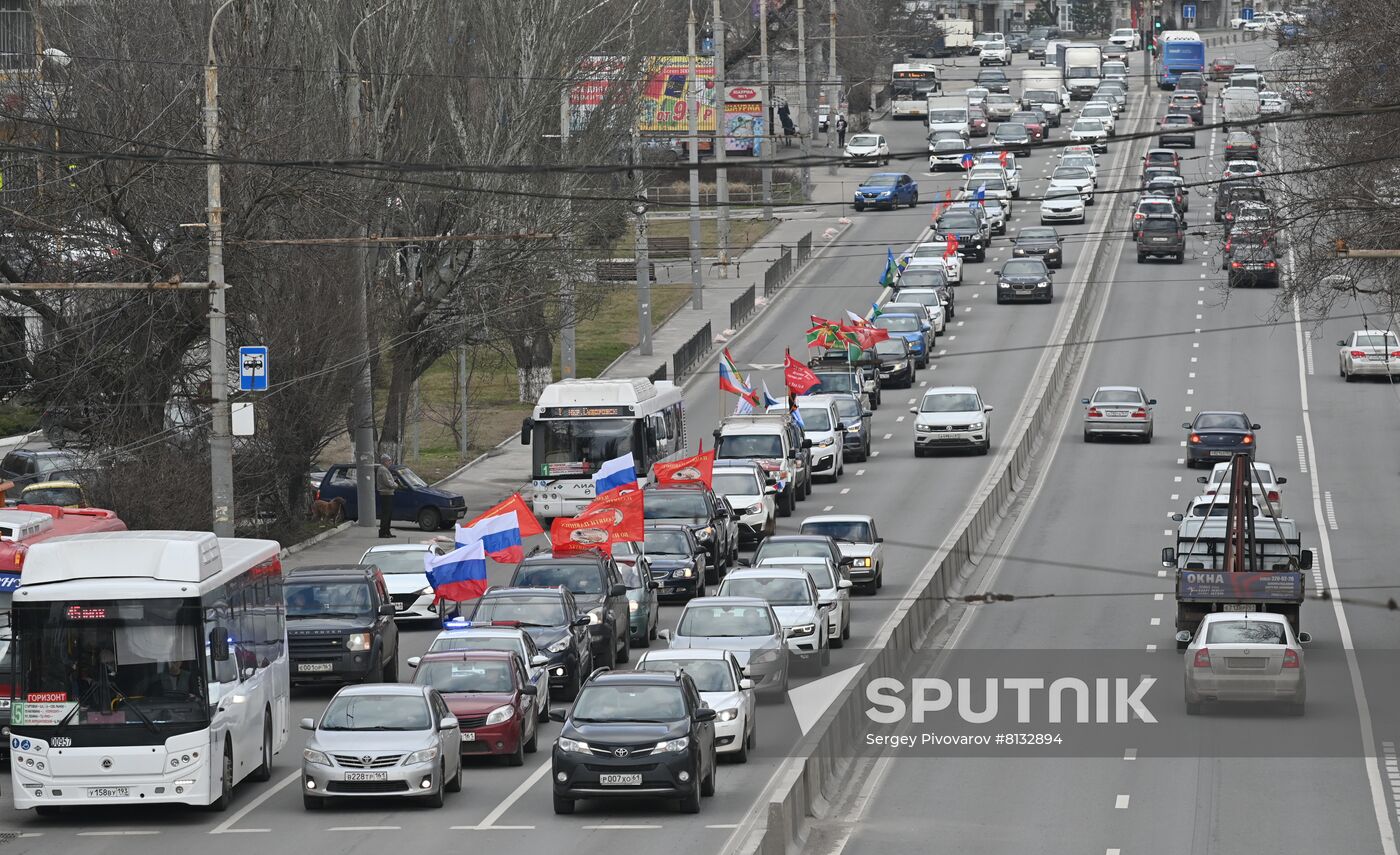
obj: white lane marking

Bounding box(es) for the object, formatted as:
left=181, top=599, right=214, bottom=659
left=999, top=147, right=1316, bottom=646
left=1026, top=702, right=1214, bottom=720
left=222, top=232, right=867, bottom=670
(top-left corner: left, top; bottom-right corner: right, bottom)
left=1174, top=476, right=1182, bottom=482
left=581, top=825, right=664, bottom=830
left=1324, top=491, right=1339, bottom=530
left=823, top=505, right=835, bottom=512
left=1163, top=529, right=1172, bottom=537
left=1189, top=372, right=1196, bottom=378
left=938, top=350, right=948, bottom=356
left=1157, top=570, right=1167, bottom=577
left=1198, top=285, right=1205, bottom=291
left=1170, top=493, right=1179, bottom=501
left=883, top=433, right=893, bottom=440
left=1197, top=299, right=1204, bottom=305
left=209, top=770, right=301, bottom=834
left=1123, top=749, right=1137, bottom=760
left=920, top=381, right=928, bottom=387
left=1186, top=388, right=1194, bottom=395
left=1144, top=644, right=1157, bottom=652
left=1177, top=458, right=1185, bottom=464
left=78, top=831, right=161, bottom=837
left=1192, top=342, right=1199, bottom=348
left=1305, top=331, right=1315, bottom=375
left=1150, top=617, right=1161, bottom=626
left=1108, top=849, right=1123, bottom=855
left=1190, top=356, right=1197, bottom=363
left=1382, top=742, right=1400, bottom=823
left=329, top=827, right=402, bottom=832
left=870, top=450, right=880, bottom=457
left=476, top=758, right=552, bottom=828
left=215, top=829, right=271, bottom=834
left=706, top=824, right=741, bottom=829
left=948, top=335, right=957, bottom=341
left=450, top=826, right=537, bottom=831
left=907, top=398, right=917, bottom=404
left=840, top=487, right=851, bottom=494
left=1154, top=593, right=1164, bottom=601
left=956, top=320, right=965, bottom=327
left=1292, top=292, right=1400, bottom=855
left=856, top=469, right=866, bottom=476
left=1115, top=794, right=1130, bottom=809
left=1184, top=406, right=1192, bottom=412
left=896, top=415, right=906, bottom=422
left=1296, top=435, right=1309, bottom=473
left=971, top=293, right=979, bottom=299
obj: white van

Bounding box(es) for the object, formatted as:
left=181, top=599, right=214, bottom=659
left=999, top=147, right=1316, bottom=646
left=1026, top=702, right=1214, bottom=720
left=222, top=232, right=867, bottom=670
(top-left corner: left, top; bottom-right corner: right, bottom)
left=791, top=397, right=844, bottom=483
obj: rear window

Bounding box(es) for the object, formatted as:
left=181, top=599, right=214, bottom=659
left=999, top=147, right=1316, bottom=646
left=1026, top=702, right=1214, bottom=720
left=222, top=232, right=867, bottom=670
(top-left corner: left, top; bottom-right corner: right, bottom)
left=1204, top=620, right=1286, bottom=645
left=515, top=562, right=603, bottom=594
left=1142, top=219, right=1178, bottom=234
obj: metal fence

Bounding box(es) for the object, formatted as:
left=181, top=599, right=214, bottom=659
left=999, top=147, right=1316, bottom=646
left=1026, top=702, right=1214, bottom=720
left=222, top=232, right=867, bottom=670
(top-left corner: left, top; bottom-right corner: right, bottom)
left=672, top=321, right=712, bottom=383
left=762, top=245, right=793, bottom=297
left=648, top=363, right=668, bottom=382
left=796, top=232, right=812, bottom=265
left=729, top=285, right=756, bottom=331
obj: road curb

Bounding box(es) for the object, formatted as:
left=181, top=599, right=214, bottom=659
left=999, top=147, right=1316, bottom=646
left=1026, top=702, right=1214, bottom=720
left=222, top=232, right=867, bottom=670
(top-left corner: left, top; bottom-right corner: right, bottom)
left=279, top=520, right=353, bottom=559
left=720, top=81, right=1153, bottom=855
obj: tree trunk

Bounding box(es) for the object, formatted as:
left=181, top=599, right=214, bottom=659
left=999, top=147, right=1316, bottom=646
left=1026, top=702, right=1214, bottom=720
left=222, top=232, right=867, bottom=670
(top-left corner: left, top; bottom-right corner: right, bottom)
left=511, top=331, right=554, bottom=403
left=379, top=349, right=413, bottom=463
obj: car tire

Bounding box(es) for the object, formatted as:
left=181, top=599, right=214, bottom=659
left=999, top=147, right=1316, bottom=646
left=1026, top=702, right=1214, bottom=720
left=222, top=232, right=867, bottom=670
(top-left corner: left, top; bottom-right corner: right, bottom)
left=553, top=794, right=576, bottom=815
left=909, top=193, right=918, bottom=208
left=563, top=669, right=582, bottom=701
left=446, top=759, right=464, bottom=792
left=506, top=737, right=525, bottom=767
left=854, top=203, right=864, bottom=212
left=820, top=642, right=831, bottom=669
left=679, top=779, right=703, bottom=813
left=1174, top=253, right=1185, bottom=264
left=383, top=655, right=399, bottom=683
left=636, top=627, right=651, bottom=649
left=914, top=446, right=924, bottom=457
left=209, top=742, right=235, bottom=812
left=251, top=717, right=274, bottom=782
left=1345, top=369, right=1356, bottom=383
left=734, top=724, right=751, bottom=763
left=538, top=687, right=551, bottom=722
left=302, top=794, right=323, bottom=811
left=1084, top=429, right=1094, bottom=443
left=1136, top=253, right=1144, bottom=263
left=1185, top=701, right=1202, bottom=715
left=778, top=487, right=794, bottom=517
left=414, top=506, right=442, bottom=532
left=978, top=439, right=990, bottom=455
left=701, top=758, right=717, bottom=796
left=616, top=631, right=630, bottom=664
left=832, top=626, right=844, bottom=649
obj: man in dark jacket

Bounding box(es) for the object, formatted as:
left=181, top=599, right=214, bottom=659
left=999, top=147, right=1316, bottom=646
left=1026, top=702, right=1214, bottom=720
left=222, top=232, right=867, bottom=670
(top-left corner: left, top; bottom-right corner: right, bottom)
left=376, top=455, right=397, bottom=538
left=835, top=115, right=848, bottom=148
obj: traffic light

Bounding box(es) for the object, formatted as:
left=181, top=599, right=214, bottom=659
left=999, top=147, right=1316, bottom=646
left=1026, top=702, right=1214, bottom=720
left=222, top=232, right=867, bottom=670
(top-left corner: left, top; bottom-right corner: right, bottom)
left=1153, top=15, right=1163, bottom=31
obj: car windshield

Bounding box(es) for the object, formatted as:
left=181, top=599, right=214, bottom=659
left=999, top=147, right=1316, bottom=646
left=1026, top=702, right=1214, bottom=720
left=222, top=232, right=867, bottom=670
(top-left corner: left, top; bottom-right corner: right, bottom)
left=1355, top=334, right=1400, bottom=348
left=1018, top=228, right=1057, bottom=242
left=1093, top=389, right=1144, bottom=404
left=644, top=529, right=692, bottom=554
left=1195, top=413, right=1250, bottom=430
left=801, top=519, right=873, bottom=542
left=1002, top=259, right=1046, bottom=276
left=797, top=407, right=833, bottom=431
left=934, top=140, right=966, bottom=152
left=286, top=582, right=373, bottom=617
left=930, top=109, right=967, bottom=122
left=1163, top=115, right=1191, bottom=125
left=767, top=560, right=837, bottom=589
left=849, top=135, right=880, bottom=147
left=20, top=486, right=84, bottom=506
left=643, top=490, right=711, bottom=518
left=722, top=577, right=812, bottom=606
left=1204, top=620, right=1287, bottom=645
left=1063, top=156, right=1093, bottom=169
left=35, top=453, right=83, bottom=474
left=319, top=693, right=431, bottom=731
left=415, top=659, right=514, bottom=693
left=515, top=562, right=602, bottom=594
left=973, top=178, right=1007, bottom=191
left=898, top=290, right=940, bottom=307
left=678, top=604, right=776, bottom=637
left=711, top=470, right=763, bottom=497
left=636, top=658, right=736, bottom=692
left=754, top=540, right=832, bottom=562
left=898, top=267, right=948, bottom=288
left=1054, top=167, right=1089, bottom=180
left=429, top=635, right=523, bottom=656
left=1074, top=120, right=1103, bottom=131
left=829, top=396, right=861, bottom=419
left=812, top=373, right=857, bottom=394
left=862, top=174, right=898, bottom=187
left=922, top=392, right=980, bottom=413
left=1083, top=104, right=1110, bottom=115
left=996, top=126, right=1027, bottom=139
left=875, top=340, right=910, bottom=356
left=1046, top=187, right=1079, bottom=199
left=365, top=549, right=429, bottom=575
left=940, top=212, right=977, bottom=228
left=874, top=315, right=920, bottom=332
left=571, top=684, right=687, bottom=721
left=1208, top=463, right=1275, bottom=486
left=467, top=595, right=565, bottom=625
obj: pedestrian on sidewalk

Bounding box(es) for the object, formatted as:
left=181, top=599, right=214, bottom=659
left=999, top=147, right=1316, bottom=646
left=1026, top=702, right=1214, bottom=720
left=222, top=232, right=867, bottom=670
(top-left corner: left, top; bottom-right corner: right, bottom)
left=835, top=115, right=848, bottom=148
left=376, top=455, right=397, bottom=538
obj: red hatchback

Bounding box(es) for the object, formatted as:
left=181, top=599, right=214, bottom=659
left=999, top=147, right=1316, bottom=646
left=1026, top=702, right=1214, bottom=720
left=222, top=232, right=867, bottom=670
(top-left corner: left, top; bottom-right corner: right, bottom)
left=1210, top=56, right=1237, bottom=81
left=413, top=649, right=540, bottom=765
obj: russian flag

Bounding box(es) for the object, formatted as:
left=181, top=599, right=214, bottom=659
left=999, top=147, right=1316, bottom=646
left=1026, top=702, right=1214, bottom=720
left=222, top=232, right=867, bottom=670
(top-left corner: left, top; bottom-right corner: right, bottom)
left=592, top=452, right=638, bottom=496
left=455, top=510, right=524, bottom=563
left=960, top=152, right=975, bottom=169
left=424, top=540, right=489, bottom=602
left=468, top=493, right=545, bottom=538
left=974, top=182, right=986, bottom=203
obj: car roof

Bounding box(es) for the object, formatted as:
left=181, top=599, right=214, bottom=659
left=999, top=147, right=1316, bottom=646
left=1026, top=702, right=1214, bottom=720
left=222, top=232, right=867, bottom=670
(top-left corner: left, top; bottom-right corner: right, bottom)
left=481, top=585, right=567, bottom=599
left=645, top=522, right=694, bottom=532
left=1093, top=385, right=1144, bottom=393
left=724, top=566, right=812, bottom=582
left=801, top=513, right=875, bottom=524
left=639, top=647, right=731, bottom=662
left=419, top=649, right=519, bottom=664
left=434, top=626, right=526, bottom=639
left=1195, top=410, right=1247, bottom=417
left=588, top=669, right=688, bottom=687
left=335, top=682, right=430, bottom=698
left=1353, top=329, right=1397, bottom=336
left=521, top=552, right=603, bottom=566
left=362, top=543, right=433, bottom=555
left=925, top=385, right=979, bottom=395
left=645, top=482, right=710, bottom=493
left=287, top=563, right=379, bottom=579
left=1200, top=611, right=1287, bottom=625
left=681, top=595, right=772, bottom=609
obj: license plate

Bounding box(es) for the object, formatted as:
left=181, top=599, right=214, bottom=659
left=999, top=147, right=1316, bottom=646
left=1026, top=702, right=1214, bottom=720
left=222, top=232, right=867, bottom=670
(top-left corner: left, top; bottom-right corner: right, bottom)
left=1209, top=450, right=1232, bottom=456
left=462, top=732, right=477, bottom=742
left=88, top=787, right=129, bottom=798
left=298, top=662, right=334, bottom=673
left=1222, top=603, right=1254, bottom=612
left=599, top=773, right=642, bottom=786
left=343, top=771, right=388, bottom=782
left=664, top=586, right=684, bottom=594
left=1370, top=355, right=1388, bottom=361
left=1106, top=410, right=1130, bottom=418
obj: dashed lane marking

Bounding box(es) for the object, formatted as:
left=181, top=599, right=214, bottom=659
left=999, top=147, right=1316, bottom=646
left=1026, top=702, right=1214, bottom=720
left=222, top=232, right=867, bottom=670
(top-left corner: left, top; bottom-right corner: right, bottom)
left=1296, top=435, right=1309, bottom=473
left=1150, top=617, right=1161, bottom=626
left=1170, top=493, right=1179, bottom=501
left=1163, top=529, right=1172, bottom=536
left=896, top=415, right=905, bottom=422
left=581, top=825, right=663, bottom=830
left=1123, top=749, right=1137, bottom=760
left=882, top=433, right=893, bottom=440
left=856, top=469, right=866, bottom=476
left=823, top=505, right=835, bottom=511
left=840, top=488, right=851, bottom=495
left=870, top=450, right=880, bottom=457
left=450, top=826, right=537, bottom=831
left=328, top=827, right=402, bottom=832
left=1154, top=593, right=1164, bottom=601
left=1324, top=491, right=1339, bottom=530
left=209, top=770, right=300, bottom=834
left=77, top=831, right=162, bottom=837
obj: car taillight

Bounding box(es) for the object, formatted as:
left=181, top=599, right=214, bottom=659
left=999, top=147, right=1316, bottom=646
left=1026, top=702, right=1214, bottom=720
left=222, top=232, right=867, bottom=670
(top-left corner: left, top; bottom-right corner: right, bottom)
left=1282, top=649, right=1300, bottom=669
left=1132, top=408, right=1147, bottom=419
left=1242, top=434, right=1254, bottom=445
left=1231, top=261, right=1243, bottom=268
left=1193, top=648, right=1211, bottom=668
left=1350, top=350, right=1367, bottom=358
left=1263, top=261, right=1276, bottom=268
left=1088, top=407, right=1102, bottom=418
left=1267, top=490, right=1280, bottom=503
left=1189, top=433, right=1201, bottom=443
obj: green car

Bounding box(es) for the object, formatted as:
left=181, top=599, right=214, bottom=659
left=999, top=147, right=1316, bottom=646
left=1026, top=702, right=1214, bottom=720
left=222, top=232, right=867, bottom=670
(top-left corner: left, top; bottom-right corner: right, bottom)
left=612, top=542, right=660, bottom=647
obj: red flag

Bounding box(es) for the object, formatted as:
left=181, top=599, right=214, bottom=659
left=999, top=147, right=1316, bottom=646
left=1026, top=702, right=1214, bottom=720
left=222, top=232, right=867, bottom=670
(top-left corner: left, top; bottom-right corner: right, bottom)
left=550, top=512, right=619, bottom=555
left=582, top=484, right=644, bottom=541
left=467, top=492, right=544, bottom=538
left=943, top=235, right=959, bottom=258
left=784, top=350, right=820, bottom=395
left=653, top=448, right=715, bottom=488
left=998, top=150, right=1008, bottom=167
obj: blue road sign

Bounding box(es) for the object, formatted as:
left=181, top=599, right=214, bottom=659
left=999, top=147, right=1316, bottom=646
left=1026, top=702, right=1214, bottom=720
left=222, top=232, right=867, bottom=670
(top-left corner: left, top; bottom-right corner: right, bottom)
left=1182, top=3, right=1196, bottom=18
left=238, top=346, right=268, bottom=392
left=1240, top=6, right=1255, bottom=19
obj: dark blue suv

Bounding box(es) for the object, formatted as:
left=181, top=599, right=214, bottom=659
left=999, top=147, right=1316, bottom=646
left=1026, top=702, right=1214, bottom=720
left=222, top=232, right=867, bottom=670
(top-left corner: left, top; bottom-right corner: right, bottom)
left=853, top=173, right=918, bottom=211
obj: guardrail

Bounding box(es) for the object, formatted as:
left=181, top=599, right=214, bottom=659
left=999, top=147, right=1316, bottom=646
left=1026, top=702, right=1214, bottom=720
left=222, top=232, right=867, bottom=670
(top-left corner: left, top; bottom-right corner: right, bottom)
left=796, top=232, right=812, bottom=265
left=762, top=245, right=793, bottom=297
left=729, top=285, right=756, bottom=330
left=672, top=321, right=712, bottom=383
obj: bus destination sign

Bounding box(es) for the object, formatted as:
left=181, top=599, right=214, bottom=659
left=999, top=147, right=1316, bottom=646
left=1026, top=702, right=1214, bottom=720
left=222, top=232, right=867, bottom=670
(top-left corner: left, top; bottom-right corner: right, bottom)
left=539, top=405, right=634, bottom=418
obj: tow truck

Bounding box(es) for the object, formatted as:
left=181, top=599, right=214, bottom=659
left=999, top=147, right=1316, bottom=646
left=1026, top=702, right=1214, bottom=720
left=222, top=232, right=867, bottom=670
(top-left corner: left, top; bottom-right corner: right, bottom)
left=1162, top=453, right=1312, bottom=648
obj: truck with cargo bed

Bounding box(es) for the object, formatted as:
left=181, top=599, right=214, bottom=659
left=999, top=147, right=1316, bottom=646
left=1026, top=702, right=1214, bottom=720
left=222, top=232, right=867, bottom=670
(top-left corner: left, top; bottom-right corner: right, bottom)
left=1063, top=43, right=1103, bottom=99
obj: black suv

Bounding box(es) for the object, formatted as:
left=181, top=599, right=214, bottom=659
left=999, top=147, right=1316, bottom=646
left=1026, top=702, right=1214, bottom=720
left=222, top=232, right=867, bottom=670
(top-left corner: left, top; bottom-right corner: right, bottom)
left=1226, top=242, right=1280, bottom=288
left=1214, top=181, right=1266, bottom=222
left=550, top=669, right=717, bottom=814
left=1136, top=216, right=1186, bottom=264
left=509, top=552, right=631, bottom=667
left=976, top=68, right=1011, bottom=93
left=453, top=586, right=593, bottom=699
left=642, top=483, right=739, bottom=583
left=285, top=564, right=400, bottom=684
left=932, top=208, right=991, bottom=261
left=0, top=448, right=86, bottom=489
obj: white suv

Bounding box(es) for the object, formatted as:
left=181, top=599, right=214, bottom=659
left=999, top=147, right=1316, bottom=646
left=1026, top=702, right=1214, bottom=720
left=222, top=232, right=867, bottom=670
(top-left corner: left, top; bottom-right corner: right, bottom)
left=912, top=385, right=993, bottom=456
left=979, top=40, right=1012, bottom=65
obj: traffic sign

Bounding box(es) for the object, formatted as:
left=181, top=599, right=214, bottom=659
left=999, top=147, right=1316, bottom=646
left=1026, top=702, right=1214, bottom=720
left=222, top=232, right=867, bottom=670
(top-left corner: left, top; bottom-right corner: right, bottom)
left=238, top=346, right=268, bottom=392
left=1182, top=3, right=1196, bottom=18
left=1240, top=6, right=1254, bottom=19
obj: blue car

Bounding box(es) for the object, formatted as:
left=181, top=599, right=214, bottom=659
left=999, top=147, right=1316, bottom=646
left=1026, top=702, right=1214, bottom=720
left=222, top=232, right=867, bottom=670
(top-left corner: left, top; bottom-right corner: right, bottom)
left=853, top=173, right=919, bottom=211
left=871, top=313, right=930, bottom=363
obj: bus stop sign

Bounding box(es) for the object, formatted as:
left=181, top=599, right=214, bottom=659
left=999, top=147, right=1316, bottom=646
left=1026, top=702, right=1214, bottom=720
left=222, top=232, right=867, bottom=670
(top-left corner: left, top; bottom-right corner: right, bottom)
left=1240, top=7, right=1254, bottom=19
left=238, top=346, right=268, bottom=392
left=1182, top=3, right=1196, bottom=19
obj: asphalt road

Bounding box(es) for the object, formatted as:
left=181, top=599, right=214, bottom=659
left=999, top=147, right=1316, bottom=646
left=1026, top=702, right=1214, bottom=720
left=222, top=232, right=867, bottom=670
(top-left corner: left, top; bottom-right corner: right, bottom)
left=8, top=41, right=1383, bottom=855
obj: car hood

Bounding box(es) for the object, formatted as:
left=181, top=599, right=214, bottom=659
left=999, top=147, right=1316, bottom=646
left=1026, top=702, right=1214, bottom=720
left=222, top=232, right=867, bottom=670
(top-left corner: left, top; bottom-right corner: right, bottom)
left=647, top=516, right=706, bottom=529
left=834, top=542, right=876, bottom=559
left=671, top=636, right=781, bottom=664
left=772, top=605, right=819, bottom=627
left=288, top=617, right=376, bottom=634
left=646, top=553, right=698, bottom=568
left=1042, top=197, right=1082, bottom=208
left=442, top=692, right=518, bottom=716
left=934, top=224, right=981, bottom=236
left=1015, top=240, right=1059, bottom=251
left=520, top=625, right=570, bottom=649
left=309, top=728, right=436, bottom=754
left=857, top=183, right=896, bottom=192
left=1049, top=177, right=1091, bottom=191
left=567, top=720, right=690, bottom=744
left=383, top=573, right=431, bottom=595
left=916, top=411, right=983, bottom=426
left=701, top=689, right=745, bottom=713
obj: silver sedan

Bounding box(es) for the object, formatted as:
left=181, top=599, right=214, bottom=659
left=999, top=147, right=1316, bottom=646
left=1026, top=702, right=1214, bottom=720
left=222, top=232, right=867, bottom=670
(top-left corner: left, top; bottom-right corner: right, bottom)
left=1177, top=612, right=1311, bottom=716
left=1081, top=385, right=1155, bottom=442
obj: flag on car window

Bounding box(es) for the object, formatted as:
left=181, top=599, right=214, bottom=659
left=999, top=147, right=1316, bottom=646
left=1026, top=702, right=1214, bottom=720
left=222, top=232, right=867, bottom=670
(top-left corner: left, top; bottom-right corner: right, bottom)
left=424, top=540, right=489, bottom=602
left=455, top=511, right=525, bottom=563
left=653, top=446, right=715, bottom=489
left=582, top=484, right=645, bottom=541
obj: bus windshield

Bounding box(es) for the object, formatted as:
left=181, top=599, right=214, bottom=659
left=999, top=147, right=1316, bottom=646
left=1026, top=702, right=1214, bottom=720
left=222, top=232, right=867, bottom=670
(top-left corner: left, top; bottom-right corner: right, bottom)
left=12, top=597, right=209, bottom=732
left=532, top=418, right=636, bottom=478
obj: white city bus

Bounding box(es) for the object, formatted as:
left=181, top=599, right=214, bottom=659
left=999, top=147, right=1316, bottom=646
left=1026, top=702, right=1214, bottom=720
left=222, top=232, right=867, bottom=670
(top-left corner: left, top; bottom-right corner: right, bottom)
left=521, top=378, right=686, bottom=518
left=891, top=62, right=941, bottom=118
left=8, top=531, right=288, bottom=813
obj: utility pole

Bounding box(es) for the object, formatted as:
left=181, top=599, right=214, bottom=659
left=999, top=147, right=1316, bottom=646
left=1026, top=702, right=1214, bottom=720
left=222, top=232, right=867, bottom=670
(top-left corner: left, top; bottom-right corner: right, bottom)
left=796, top=0, right=811, bottom=199
left=457, top=345, right=469, bottom=456
left=633, top=127, right=653, bottom=356
left=713, top=0, right=730, bottom=279
left=205, top=0, right=237, bottom=537
left=758, top=0, right=774, bottom=221
left=826, top=0, right=838, bottom=176
left=559, top=90, right=576, bottom=377
left=687, top=2, right=704, bottom=309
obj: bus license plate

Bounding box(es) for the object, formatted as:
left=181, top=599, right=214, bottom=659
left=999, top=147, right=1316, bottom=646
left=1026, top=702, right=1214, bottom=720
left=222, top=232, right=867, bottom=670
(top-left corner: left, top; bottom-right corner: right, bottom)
left=1222, top=603, right=1254, bottom=612
left=599, top=774, right=642, bottom=786
left=298, top=663, right=334, bottom=673
left=344, top=771, right=388, bottom=782
left=462, top=732, right=477, bottom=741
left=88, top=787, right=129, bottom=798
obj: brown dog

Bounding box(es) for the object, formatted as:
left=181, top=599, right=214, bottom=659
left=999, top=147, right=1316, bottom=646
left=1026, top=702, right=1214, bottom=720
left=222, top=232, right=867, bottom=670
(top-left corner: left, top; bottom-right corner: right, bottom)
left=309, top=496, right=346, bottom=523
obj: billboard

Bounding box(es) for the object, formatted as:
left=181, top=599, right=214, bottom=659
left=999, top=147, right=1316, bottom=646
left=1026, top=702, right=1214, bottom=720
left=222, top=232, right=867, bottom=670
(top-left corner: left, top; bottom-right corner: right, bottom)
left=638, top=55, right=716, bottom=133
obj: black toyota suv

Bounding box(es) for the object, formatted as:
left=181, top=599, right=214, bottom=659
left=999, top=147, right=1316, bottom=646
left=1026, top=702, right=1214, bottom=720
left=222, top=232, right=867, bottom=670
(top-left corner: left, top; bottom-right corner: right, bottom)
left=452, top=586, right=593, bottom=699
left=549, top=669, right=717, bottom=815
left=643, top=483, right=739, bottom=584
left=932, top=208, right=991, bottom=261
left=285, top=564, right=400, bottom=685
left=509, top=551, right=631, bottom=667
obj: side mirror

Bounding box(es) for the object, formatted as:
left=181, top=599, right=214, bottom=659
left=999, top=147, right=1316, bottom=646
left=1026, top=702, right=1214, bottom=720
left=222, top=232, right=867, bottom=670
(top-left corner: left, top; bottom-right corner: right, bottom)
left=1251, top=423, right=1261, bottom=430
left=1336, top=340, right=1347, bottom=347
left=210, top=627, right=230, bottom=662
left=838, top=556, right=854, bottom=566
left=520, top=685, right=539, bottom=696
left=548, top=708, right=568, bottom=723
left=695, top=707, right=718, bottom=722
left=1297, top=631, right=1313, bottom=644
left=837, top=579, right=854, bottom=589
left=1162, top=547, right=1177, bottom=566
left=909, top=406, right=919, bottom=414
left=1197, top=476, right=1208, bottom=483
left=1174, top=630, right=1192, bottom=645
left=984, top=405, right=994, bottom=413
left=1276, top=476, right=1287, bottom=485
left=1148, top=398, right=1157, bottom=405
left=1171, top=513, right=1184, bottom=522
left=1299, top=549, right=1314, bottom=570
left=862, top=410, right=873, bottom=418
left=572, top=616, right=590, bottom=627
left=379, top=603, right=397, bottom=617
left=407, top=656, right=422, bottom=668
left=611, top=584, right=627, bottom=596
left=801, top=439, right=814, bottom=449
left=648, top=580, right=660, bottom=591
left=1081, top=398, right=1091, bottom=405
left=299, top=717, right=316, bottom=731
left=658, top=629, right=672, bottom=642
left=836, top=422, right=847, bottom=432
left=764, top=485, right=777, bottom=495
left=440, top=715, right=459, bottom=731
left=520, top=418, right=533, bottom=445
left=1181, top=422, right=1193, bottom=430
left=531, top=655, right=549, bottom=667
left=739, top=678, right=754, bottom=690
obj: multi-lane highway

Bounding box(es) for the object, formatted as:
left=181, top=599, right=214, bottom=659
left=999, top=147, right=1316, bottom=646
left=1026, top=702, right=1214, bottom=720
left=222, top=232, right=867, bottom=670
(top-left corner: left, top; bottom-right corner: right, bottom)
left=7, top=36, right=1398, bottom=855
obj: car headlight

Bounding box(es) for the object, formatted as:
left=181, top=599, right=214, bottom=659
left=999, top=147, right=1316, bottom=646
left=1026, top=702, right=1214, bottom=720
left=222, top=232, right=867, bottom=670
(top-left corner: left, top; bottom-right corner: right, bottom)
left=419, top=586, right=434, bottom=596
left=817, top=437, right=835, bottom=447
left=916, top=423, right=934, bottom=432
left=853, top=557, right=872, bottom=568
left=970, top=421, right=985, bottom=430
left=1036, top=280, right=1049, bottom=288
left=716, top=708, right=739, bottom=722
left=877, top=190, right=892, bottom=197
left=654, top=736, right=690, bottom=753
left=788, top=624, right=816, bottom=638
left=404, top=745, right=439, bottom=765
left=999, top=281, right=1010, bottom=288
left=745, top=503, right=765, bottom=515
left=558, top=736, right=591, bottom=754
left=891, top=361, right=907, bottom=370
left=303, top=748, right=331, bottom=766
left=629, top=599, right=640, bottom=613
left=696, top=526, right=715, bottom=541
left=1013, top=247, right=1026, bottom=256
left=485, top=704, right=515, bottom=726
left=587, top=607, right=604, bottom=625
left=678, top=565, right=695, bottom=578
left=345, top=632, right=372, bottom=652
left=547, top=638, right=570, bottom=653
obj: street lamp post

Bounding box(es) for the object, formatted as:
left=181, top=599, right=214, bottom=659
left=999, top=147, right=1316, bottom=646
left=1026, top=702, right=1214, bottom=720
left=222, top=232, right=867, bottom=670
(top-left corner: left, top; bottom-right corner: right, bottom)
left=205, top=0, right=237, bottom=537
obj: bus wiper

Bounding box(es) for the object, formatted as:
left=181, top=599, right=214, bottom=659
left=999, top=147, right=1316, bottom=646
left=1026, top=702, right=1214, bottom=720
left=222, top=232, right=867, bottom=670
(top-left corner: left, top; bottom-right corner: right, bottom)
left=51, top=680, right=100, bottom=735
left=111, top=691, right=163, bottom=737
